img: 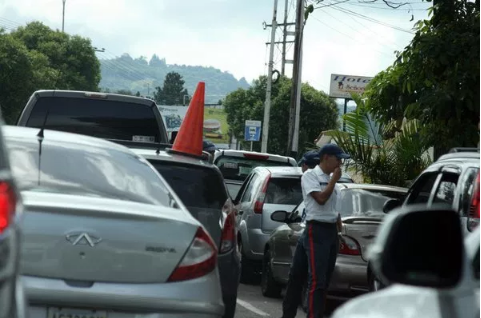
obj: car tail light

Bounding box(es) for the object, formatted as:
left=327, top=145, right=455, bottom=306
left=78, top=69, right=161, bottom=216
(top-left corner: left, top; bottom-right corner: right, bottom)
left=168, top=227, right=218, bottom=282
left=0, top=182, right=16, bottom=234
left=243, top=153, right=269, bottom=160
left=254, top=173, right=271, bottom=214
left=468, top=173, right=480, bottom=232
left=339, top=236, right=361, bottom=256
left=220, top=211, right=236, bottom=254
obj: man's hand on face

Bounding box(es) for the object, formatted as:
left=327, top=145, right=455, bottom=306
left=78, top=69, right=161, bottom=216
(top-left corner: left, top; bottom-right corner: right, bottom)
left=332, top=167, right=342, bottom=182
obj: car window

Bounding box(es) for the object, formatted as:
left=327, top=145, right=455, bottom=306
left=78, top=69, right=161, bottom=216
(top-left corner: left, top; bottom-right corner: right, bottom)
left=226, top=182, right=242, bottom=199
left=340, top=189, right=407, bottom=217
left=460, top=168, right=480, bottom=217
left=149, top=161, right=227, bottom=210
left=215, top=155, right=293, bottom=181
left=7, top=138, right=174, bottom=206
left=432, top=172, right=459, bottom=206
left=241, top=173, right=259, bottom=203
left=265, top=177, right=302, bottom=205
left=26, top=97, right=161, bottom=142
left=406, top=172, right=439, bottom=205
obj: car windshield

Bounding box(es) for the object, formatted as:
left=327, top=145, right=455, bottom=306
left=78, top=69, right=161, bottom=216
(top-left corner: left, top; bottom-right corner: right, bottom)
left=25, top=96, right=161, bottom=142
left=339, top=188, right=406, bottom=217
left=215, top=156, right=293, bottom=181
left=7, top=137, right=174, bottom=206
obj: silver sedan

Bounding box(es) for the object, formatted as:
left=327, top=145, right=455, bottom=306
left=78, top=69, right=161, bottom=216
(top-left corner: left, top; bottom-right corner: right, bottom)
left=5, top=126, right=224, bottom=318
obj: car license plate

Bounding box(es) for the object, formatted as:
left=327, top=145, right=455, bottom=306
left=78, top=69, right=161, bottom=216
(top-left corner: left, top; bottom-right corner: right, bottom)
left=47, top=307, right=108, bottom=318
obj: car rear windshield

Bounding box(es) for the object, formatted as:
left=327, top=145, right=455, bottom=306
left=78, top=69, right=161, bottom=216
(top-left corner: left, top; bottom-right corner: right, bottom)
left=149, top=161, right=228, bottom=210
left=6, top=137, right=175, bottom=206
left=25, top=96, right=161, bottom=142
left=340, top=189, right=406, bottom=217
left=265, top=177, right=303, bottom=205
left=215, top=156, right=293, bottom=181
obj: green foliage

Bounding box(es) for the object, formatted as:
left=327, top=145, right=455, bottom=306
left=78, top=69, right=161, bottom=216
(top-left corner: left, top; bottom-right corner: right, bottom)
left=223, top=76, right=338, bottom=156
left=364, top=0, right=480, bottom=155
left=153, top=72, right=189, bottom=105
left=325, top=94, right=431, bottom=186
left=0, top=22, right=101, bottom=124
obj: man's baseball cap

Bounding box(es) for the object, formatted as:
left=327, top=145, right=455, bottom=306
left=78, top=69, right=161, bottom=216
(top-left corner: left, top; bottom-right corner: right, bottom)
left=298, top=150, right=320, bottom=166
left=319, top=144, right=351, bottom=159
left=203, top=140, right=216, bottom=152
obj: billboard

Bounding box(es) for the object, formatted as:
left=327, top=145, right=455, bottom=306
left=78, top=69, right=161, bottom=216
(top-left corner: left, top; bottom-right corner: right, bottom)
left=329, top=74, right=374, bottom=99
left=158, top=106, right=231, bottom=145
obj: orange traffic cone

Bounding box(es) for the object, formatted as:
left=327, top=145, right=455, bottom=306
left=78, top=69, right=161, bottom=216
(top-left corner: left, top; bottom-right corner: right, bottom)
left=171, top=82, right=205, bottom=157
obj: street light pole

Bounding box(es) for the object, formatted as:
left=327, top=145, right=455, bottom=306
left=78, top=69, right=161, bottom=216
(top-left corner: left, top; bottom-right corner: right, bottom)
left=62, top=0, right=66, bottom=32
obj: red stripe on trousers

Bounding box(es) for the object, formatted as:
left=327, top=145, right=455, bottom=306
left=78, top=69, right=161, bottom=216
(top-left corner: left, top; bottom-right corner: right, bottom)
left=308, top=224, right=317, bottom=318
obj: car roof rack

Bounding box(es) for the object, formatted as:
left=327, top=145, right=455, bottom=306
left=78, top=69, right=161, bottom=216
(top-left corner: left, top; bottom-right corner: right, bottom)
left=448, top=147, right=480, bottom=153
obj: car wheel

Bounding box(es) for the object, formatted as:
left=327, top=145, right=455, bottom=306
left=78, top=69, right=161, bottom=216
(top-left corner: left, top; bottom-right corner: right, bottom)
left=260, top=249, right=282, bottom=298
left=239, top=240, right=256, bottom=284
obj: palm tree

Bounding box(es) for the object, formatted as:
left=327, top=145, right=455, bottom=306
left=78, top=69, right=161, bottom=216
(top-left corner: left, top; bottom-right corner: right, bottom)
left=323, top=94, right=431, bottom=187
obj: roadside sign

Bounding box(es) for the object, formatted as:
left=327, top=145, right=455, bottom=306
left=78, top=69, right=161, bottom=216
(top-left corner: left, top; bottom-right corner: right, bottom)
left=244, top=120, right=262, bottom=142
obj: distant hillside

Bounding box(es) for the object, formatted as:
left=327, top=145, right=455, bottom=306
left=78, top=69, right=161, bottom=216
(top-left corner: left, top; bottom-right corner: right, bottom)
left=99, top=54, right=251, bottom=104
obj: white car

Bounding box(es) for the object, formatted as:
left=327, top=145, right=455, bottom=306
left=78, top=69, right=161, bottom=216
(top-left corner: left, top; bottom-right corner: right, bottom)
left=5, top=126, right=224, bottom=318
left=332, top=204, right=479, bottom=318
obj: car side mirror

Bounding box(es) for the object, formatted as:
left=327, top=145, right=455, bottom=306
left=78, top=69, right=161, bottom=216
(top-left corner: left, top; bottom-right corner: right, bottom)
left=383, top=198, right=401, bottom=213
left=271, top=210, right=289, bottom=223
left=369, top=204, right=463, bottom=289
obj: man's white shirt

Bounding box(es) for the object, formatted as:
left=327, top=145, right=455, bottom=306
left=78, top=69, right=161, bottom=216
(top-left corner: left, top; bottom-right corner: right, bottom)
left=301, top=165, right=340, bottom=223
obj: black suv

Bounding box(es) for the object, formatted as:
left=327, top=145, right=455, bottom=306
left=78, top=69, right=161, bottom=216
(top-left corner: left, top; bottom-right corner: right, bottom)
left=16, top=90, right=169, bottom=143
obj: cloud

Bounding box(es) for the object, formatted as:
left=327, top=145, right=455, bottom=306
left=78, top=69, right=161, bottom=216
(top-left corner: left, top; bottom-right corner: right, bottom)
left=0, top=0, right=430, bottom=89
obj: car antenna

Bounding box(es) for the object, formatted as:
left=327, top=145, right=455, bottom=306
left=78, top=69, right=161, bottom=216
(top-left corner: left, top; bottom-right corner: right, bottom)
left=36, top=110, right=49, bottom=185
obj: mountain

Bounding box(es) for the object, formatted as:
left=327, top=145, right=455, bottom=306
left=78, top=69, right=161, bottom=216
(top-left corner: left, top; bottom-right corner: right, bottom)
left=99, top=54, right=251, bottom=104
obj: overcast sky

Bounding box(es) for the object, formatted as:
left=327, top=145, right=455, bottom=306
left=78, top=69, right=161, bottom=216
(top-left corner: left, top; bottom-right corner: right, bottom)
left=0, top=0, right=431, bottom=94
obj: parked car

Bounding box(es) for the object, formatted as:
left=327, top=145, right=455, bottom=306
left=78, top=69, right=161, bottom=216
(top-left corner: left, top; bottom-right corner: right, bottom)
left=331, top=204, right=479, bottom=318
left=0, top=124, right=26, bottom=318
left=16, top=90, right=169, bottom=143
left=130, top=145, right=240, bottom=318
left=372, top=148, right=480, bottom=291
left=233, top=167, right=303, bottom=282
left=262, top=184, right=407, bottom=305
left=4, top=126, right=224, bottom=318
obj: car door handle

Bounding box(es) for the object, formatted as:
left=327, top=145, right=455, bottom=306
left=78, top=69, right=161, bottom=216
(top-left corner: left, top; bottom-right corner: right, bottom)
left=362, top=234, right=376, bottom=239
left=238, top=210, right=244, bottom=215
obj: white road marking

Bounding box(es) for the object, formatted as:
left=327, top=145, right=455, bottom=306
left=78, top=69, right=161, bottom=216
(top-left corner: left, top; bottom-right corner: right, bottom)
left=236, top=298, right=271, bottom=317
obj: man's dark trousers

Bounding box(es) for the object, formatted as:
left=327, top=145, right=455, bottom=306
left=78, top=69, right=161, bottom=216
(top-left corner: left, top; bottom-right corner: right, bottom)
left=282, top=221, right=338, bottom=318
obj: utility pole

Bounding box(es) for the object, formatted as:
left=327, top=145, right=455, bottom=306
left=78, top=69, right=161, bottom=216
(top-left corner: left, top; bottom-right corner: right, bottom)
left=62, top=0, right=66, bottom=32
left=261, top=0, right=278, bottom=153
left=287, top=0, right=304, bottom=157
left=281, top=0, right=289, bottom=76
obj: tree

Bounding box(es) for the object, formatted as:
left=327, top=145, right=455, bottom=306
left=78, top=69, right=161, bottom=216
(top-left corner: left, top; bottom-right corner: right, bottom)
left=324, top=94, right=431, bottom=186
left=364, top=0, right=480, bottom=158
left=224, top=76, right=338, bottom=156
left=153, top=72, right=189, bottom=105
left=12, top=22, right=101, bottom=91
left=0, top=22, right=101, bottom=124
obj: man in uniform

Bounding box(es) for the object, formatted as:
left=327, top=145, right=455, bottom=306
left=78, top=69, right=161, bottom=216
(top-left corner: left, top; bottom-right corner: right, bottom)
left=281, top=144, right=350, bottom=318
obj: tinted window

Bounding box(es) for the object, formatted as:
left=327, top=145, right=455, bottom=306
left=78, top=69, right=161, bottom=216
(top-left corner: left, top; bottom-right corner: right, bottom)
left=432, top=172, right=459, bottom=205
left=265, top=178, right=303, bottom=205
left=460, top=168, right=479, bottom=217
left=26, top=97, right=161, bottom=142
left=149, top=161, right=227, bottom=209
left=406, top=172, right=439, bottom=205
left=340, top=189, right=406, bottom=217
left=215, top=156, right=293, bottom=181
left=7, top=138, right=174, bottom=206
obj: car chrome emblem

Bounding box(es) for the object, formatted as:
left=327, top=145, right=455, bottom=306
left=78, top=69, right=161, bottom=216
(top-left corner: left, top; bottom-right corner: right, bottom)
left=65, top=233, right=102, bottom=247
